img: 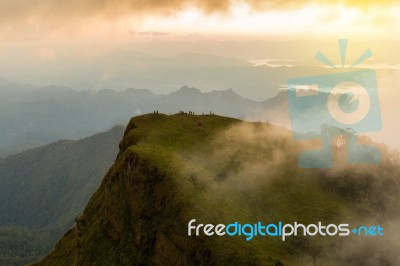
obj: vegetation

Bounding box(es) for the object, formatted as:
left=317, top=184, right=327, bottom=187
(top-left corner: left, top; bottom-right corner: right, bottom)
left=0, top=126, right=124, bottom=266
left=33, top=114, right=400, bottom=265
left=0, top=85, right=267, bottom=157
left=0, top=226, right=48, bottom=266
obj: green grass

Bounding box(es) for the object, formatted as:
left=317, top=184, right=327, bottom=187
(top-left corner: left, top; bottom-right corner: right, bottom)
left=34, top=113, right=400, bottom=266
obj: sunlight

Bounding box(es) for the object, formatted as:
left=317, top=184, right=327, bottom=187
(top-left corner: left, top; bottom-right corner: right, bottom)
left=134, top=2, right=398, bottom=38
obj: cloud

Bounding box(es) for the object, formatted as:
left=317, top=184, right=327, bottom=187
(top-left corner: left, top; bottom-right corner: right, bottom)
left=136, top=31, right=171, bottom=36
left=0, top=0, right=397, bottom=41
left=179, top=120, right=400, bottom=264
left=0, top=0, right=397, bottom=25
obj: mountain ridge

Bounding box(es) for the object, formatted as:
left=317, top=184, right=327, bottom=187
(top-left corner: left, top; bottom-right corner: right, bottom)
left=32, top=113, right=400, bottom=265
left=0, top=85, right=281, bottom=158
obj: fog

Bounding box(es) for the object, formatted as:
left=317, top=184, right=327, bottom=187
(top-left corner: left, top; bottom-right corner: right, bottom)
left=179, top=121, right=400, bottom=265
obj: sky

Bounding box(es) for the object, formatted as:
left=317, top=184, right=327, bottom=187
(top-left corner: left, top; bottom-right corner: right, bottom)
left=0, top=0, right=399, bottom=42
left=0, top=0, right=399, bottom=149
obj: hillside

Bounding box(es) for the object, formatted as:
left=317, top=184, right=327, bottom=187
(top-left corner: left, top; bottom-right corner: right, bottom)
left=33, top=114, right=400, bottom=265
left=0, top=126, right=124, bottom=266
left=0, top=85, right=261, bottom=157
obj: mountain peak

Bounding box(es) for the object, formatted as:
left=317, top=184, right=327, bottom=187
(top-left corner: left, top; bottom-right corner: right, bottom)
left=32, top=114, right=400, bottom=266
left=206, top=88, right=245, bottom=100
left=125, top=88, right=155, bottom=95
left=167, top=86, right=202, bottom=97
left=177, top=85, right=201, bottom=94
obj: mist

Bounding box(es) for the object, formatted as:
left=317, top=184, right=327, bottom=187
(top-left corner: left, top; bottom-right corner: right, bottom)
left=178, top=120, right=400, bottom=265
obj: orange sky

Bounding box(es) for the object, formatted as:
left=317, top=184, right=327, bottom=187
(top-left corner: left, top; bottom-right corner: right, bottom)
left=0, top=1, right=399, bottom=42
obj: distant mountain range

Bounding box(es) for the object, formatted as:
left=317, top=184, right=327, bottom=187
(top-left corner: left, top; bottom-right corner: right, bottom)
left=0, top=126, right=124, bottom=266
left=0, top=83, right=288, bottom=157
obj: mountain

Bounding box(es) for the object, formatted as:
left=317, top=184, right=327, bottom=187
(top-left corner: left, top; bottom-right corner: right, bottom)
left=160, top=86, right=257, bottom=117
left=33, top=114, right=400, bottom=265
left=0, top=45, right=336, bottom=99
left=244, top=90, right=291, bottom=127
left=0, top=126, right=124, bottom=266
left=0, top=85, right=275, bottom=157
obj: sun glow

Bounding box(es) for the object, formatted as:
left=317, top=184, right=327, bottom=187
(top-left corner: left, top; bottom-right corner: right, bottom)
left=132, top=2, right=400, bottom=39
left=1, top=1, right=399, bottom=42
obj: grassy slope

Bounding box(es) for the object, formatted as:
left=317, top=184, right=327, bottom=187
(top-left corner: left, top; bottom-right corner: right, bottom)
left=33, top=114, right=400, bottom=266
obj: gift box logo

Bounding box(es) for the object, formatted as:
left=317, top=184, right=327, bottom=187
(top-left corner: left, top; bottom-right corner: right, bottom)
left=286, top=39, right=382, bottom=168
